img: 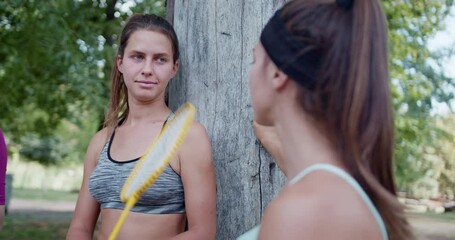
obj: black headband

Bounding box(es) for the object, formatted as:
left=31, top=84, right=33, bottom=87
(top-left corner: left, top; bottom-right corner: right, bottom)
left=260, top=10, right=322, bottom=89
left=336, top=0, right=354, bottom=9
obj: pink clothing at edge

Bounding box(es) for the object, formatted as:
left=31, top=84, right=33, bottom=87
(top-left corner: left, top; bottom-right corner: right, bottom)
left=0, top=128, right=7, bottom=205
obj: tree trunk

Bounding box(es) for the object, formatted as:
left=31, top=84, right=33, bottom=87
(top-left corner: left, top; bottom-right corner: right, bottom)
left=167, top=1, right=287, bottom=239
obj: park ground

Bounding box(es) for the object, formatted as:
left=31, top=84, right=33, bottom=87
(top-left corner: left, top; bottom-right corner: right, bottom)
left=0, top=188, right=454, bottom=239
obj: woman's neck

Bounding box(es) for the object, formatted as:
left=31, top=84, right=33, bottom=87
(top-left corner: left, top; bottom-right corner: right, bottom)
left=125, top=97, right=171, bottom=126
left=273, top=102, right=345, bottom=180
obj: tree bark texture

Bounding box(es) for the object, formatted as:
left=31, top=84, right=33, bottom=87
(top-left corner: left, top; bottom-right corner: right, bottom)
left=167, top=1, right=287, bottom=239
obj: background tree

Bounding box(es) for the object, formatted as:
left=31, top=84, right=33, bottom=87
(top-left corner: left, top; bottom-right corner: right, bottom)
left=0, top=0, right=165, bottom=165
left=167, top=1, right=286, bottom=238
left=383, top=0, right=455, bottom=194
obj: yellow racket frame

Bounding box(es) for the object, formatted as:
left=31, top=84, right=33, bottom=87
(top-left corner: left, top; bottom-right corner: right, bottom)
left=109, top=102, right=196, bottom=240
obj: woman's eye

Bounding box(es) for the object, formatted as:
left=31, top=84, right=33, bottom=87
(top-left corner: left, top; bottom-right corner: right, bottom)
left=132, top=55, right=144, bottom=61
left=156, top=57, right=167, bottom=64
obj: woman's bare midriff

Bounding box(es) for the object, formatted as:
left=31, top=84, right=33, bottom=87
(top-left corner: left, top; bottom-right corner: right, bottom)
left=97, top=209, right=186, bottom=240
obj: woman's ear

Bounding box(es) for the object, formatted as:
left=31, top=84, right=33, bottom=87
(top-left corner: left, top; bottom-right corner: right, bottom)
left=117, top=55, right=124, bottom=73
left=271, top=69, right=289, bottom=91
left=172, top=60, right=180, bottom=77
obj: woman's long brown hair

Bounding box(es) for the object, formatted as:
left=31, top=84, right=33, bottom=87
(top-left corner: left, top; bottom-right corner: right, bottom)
left=280, top=0, right=413, bottom=239
left=104, top=14, right=180, bottom=132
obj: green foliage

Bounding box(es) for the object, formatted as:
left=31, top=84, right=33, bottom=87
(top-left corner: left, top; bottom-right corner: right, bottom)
left=383, top=0, right=455, bottom=193
left=1, top=0, right=112, bottom=138
left=0, top=0, right=165, bottom=164
left=19, top=133, right=72, bottom=166
left=432, top=115, right=455, bottom=198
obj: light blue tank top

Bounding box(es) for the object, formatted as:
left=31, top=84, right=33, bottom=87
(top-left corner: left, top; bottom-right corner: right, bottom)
left=237, top=163, right=389, bottom=240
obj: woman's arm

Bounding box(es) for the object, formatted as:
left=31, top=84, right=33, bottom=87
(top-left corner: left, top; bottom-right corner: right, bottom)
left=66, top=129, right=107, bottom=240
left=172, top=122, right=216, bottom=240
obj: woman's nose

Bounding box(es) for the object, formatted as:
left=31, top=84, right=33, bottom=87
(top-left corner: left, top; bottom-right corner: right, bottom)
left=141, top=71, right=152, bottom=77
left=141, top=60, right=154, bottom=77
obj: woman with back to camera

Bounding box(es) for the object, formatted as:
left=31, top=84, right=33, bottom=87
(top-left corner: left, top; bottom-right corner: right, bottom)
left=67, top=14, right=216, bottom=240
left=239, top=0, right=413, bottom=239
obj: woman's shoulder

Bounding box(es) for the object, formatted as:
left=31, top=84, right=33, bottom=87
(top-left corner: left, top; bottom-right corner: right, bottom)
left=178, top=121, right=211, bottom=163
left=91, top=127, right=110, bottom=146
left=182, top=121, right=210, bottom=148
left=263, top=181, right=335, bottom=223
left=165, top=118, right=206, bottom=146
left=260, top=173, right=382, bottom=239
left=84, top=127, right=110, bottom=162
left=187, top=121, right=209, bottom=138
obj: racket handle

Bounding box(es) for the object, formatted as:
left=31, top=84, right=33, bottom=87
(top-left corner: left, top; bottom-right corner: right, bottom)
left=108, top=198, right=136, bottom=240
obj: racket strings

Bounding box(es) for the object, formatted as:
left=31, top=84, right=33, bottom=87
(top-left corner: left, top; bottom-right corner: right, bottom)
left=109, top=103, right=196, bottom=240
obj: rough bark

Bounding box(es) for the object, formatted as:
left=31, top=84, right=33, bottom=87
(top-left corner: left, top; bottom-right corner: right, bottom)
left=167, top=1, right=287, bottom=239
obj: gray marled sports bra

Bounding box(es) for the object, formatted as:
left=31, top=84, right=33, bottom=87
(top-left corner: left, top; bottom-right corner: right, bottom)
left=88, top=122, right=185, bottom=214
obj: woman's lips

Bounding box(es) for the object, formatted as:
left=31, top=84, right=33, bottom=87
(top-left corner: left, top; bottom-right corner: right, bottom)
left=136, top=80, right=157, bottom=89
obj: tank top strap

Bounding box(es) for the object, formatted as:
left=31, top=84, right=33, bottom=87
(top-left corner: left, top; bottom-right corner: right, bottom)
left=288, top=163, right=389, bottom=240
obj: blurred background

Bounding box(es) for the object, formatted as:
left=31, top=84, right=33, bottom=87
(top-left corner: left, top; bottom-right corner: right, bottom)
left=0, top=0, right=454, bottom=239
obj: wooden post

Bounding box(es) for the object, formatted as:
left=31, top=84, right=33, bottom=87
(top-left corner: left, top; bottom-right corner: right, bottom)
left=167, top=1, right=287, bottom=239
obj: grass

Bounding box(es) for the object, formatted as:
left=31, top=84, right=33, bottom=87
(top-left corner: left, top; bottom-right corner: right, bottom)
left=1, top=212, right=454, bottom=240
left=0, top=216, right=70, bottom=239
left=0, top=188, right=76, bottom=239
left=11, top=188, right=79, bottom=202
left=407, top=212, right=455, bottom=240
left=414, top=211, right=455, bottom=222
left=2, top=187, right=454, bottom=239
